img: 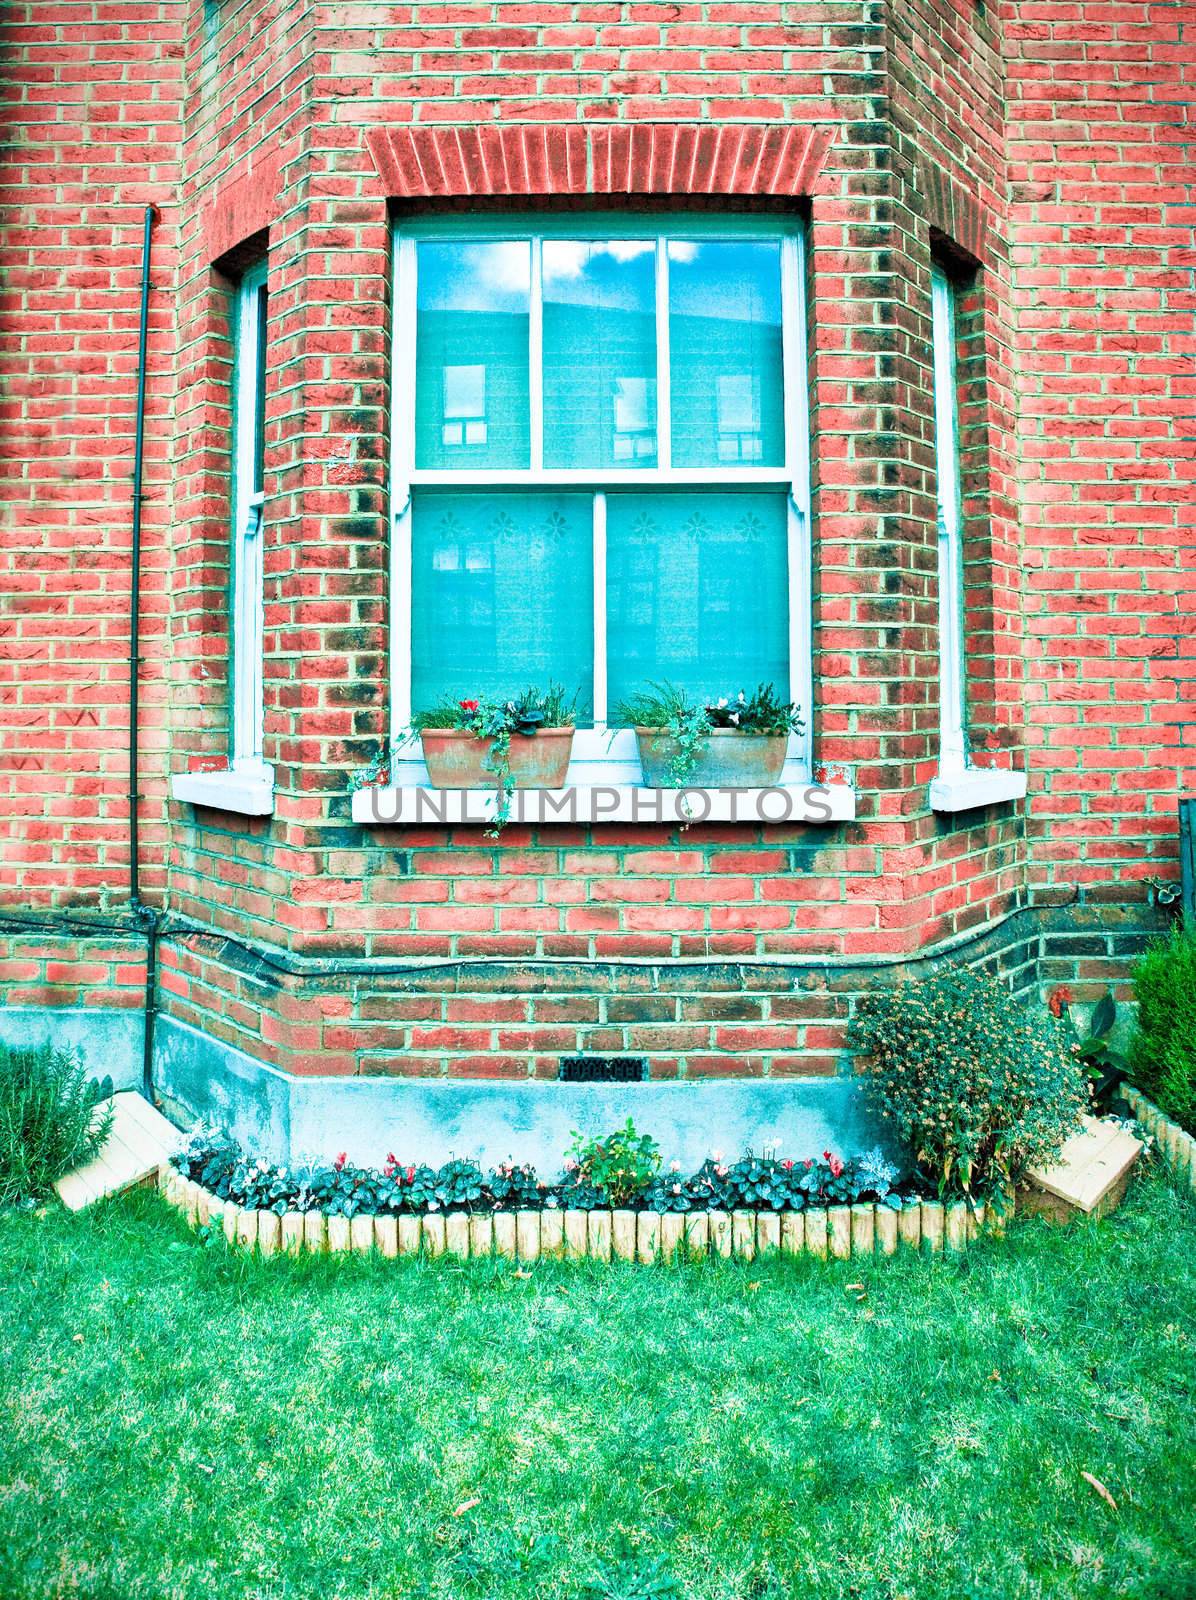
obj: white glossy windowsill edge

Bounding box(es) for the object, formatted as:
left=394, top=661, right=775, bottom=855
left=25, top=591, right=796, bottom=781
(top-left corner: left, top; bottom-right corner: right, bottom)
left=929, top=768, right=1027, bottom=813
left=171, top=765, right=275, bottom=817
left=352, top=782, right=855, bottom=827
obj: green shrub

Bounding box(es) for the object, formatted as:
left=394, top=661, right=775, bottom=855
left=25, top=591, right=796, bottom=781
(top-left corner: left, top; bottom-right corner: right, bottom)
left=0, top=1044, right=113, bottom=1207
left=1130, top=924, right=1196, bottom=1134
left=566, top=1118, right=661, bottom=1207
left=847, top=964, right=1090, bottom=1199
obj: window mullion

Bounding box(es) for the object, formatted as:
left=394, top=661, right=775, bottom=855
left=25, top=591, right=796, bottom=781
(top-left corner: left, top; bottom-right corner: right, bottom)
left=391, top=236, right=418, bottom=743
left=655, top=236, right=670, bottom=470
left=592, top=490, right=607, bottom=730
left=530, top=236, right=543, bottom=473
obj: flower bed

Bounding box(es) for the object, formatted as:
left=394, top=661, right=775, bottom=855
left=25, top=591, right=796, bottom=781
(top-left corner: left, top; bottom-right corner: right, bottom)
left=162, top=1128, right=1010, bottom=1263
left=158, top=1165, right=1006, bottom=1262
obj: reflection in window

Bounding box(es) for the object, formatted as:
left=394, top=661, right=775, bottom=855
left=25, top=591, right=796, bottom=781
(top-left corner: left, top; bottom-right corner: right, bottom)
left=542, top=241, right=657, bottom=469
left=669, top=240, right=784, bottom=469
left=415, top=241, right=530, bottom=469
left=411, top=490, right=594, bottom=710
left=605, top=491, right=789, bottom=710
left=442, top=364, right=488, bottom=449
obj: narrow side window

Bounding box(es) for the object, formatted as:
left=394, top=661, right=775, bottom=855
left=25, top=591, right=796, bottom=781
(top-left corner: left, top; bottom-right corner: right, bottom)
left=931, top=263, right=965, bottom=774
left=231, top=263, right=268, bottom=767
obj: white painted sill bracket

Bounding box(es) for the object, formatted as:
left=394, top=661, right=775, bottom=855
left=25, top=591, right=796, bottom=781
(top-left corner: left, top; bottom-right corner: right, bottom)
left=171, top=763, right=275, bottom=817
left=351, top=783, right=856, bottom=828
left=929, top=768, right=1027, bottom=813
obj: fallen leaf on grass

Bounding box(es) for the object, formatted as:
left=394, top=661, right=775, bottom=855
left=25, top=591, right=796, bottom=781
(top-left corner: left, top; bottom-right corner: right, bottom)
left=847, top=1283, right=866, bottom=1292
left=72, top=1334, right=84, bottom=1344
left=513, top=1269, right=532, bottom=1280
left=453, top=1498, right=480, bottom=1517
left=197, top=1464, right=214, bottom=1475
left=1081, top=1472, right=1117, bottom=1510
left=747, top=1282, right=761, bottom=1293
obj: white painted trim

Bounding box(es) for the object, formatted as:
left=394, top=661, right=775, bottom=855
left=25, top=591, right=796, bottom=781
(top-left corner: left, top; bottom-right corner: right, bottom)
left=931, top=265, right=967, bottom=774
left=929, top=768, right=1026, bottom=813
left=529, top=235, right=543, bottom=472
left=172, top=762, right=275, bottom=817
left=230, top=262, right=267, bottom=766
left=390, top=236, right=417, bottom=743
left=353, top=783, right=856, bottom=828
left=592, top=490, right=607, bottom=728
left=655, top=236, right=671, bottom=471
left=390, top=217, right=814, bottom=782
left=407, top=466, right=792, bottom=488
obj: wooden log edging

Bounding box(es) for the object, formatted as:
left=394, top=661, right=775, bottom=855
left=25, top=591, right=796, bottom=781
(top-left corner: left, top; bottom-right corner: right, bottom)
left=1122, top=1086, right=1196, bottom=1193
left=157, top=1168, right=1012, bottom=1263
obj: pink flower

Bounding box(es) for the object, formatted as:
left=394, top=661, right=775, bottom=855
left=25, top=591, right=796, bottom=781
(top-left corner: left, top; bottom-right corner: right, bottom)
left=333, top=1152, right=346, bottom=1172
left=781, top=1159, right=794, bottom=1172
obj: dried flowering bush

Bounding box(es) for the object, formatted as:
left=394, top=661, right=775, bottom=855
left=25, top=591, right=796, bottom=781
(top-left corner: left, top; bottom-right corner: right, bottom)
left=848, top=964, right=1090, bottom=1200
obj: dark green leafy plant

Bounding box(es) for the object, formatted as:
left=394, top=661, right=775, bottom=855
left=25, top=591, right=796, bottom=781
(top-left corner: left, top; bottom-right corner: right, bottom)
left=1049, top=985, right=1128, bottom=1112
left=615, top=681, right=803, bottom=787
left=0, top=1044, right=113, bottom=1207
left=848, top=964, right=1090, bottom=1200
left=1130, top=924, right=1196, bottom=1135
left=410, top=684, right=577, bottom=831
left=566, top=1119, right=661, bottom=1206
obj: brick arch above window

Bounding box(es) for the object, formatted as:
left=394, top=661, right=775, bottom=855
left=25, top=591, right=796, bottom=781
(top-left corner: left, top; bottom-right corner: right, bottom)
left=365, top=123, right=835, bottom=201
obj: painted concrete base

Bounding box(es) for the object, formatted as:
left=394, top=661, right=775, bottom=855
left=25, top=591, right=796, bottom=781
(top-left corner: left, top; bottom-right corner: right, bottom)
left=4, top=1003, right=885, bottom=1169
left=0, top=1005, right=143, bottom=1091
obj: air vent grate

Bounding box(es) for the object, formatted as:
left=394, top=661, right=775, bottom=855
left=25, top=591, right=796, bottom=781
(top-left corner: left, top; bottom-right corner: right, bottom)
left=559, top=1056, right=648, bottom=1083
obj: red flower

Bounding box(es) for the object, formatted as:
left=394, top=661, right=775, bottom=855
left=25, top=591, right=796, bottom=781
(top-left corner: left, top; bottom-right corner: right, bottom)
left=1049, top=985, right=1072, bottom=1018
left=333, top=1152, right=347, bottom=1172
left=781, top=1159, right=794, bottom=1171
left=405, top=1165, right=416, bottom=1183
left=459, top=698, right=479, bottom=712
left=829, top=1156, right=844, bottom=1178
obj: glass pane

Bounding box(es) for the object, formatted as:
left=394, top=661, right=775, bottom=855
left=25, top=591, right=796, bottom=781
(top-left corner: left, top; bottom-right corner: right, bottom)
left=252, top=286, right=268, bottom=494
left=411, top=490, right=593, bottom=716
left=668, top=240, right=784, bottom=468
left=543, top=240, right=657, bottom=468
left=606, top=491, right=789, bottom=713
left=415, top=241, right=531, bottom=469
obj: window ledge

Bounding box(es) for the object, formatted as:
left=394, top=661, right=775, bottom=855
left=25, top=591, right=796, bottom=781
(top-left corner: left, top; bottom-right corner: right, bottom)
left=929, top=768, right=1026, bottom=813
left=352, top=783, right=855, bottom=828
left=171, top=765, right=275, bottom=817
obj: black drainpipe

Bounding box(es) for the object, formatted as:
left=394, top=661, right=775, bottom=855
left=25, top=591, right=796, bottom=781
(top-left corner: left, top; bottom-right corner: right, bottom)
left=129, top=204, right=161, bottom=1099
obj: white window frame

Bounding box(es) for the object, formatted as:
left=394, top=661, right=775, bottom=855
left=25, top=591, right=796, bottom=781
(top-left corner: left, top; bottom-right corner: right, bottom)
left=927, top=264, right=1025, bottom=813
left=171, top=260, right=274, bottom=816
left=385, top=214, right=815, bottom=795
left=930, top=264, right=967, bottom=777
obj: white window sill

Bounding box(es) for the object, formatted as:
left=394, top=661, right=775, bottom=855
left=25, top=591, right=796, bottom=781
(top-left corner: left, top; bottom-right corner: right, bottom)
left=929, top=768, right=1027, bottom=813
left=352, top=783, right=855, bottom=828
left=171, top=764, right=275, bottom=817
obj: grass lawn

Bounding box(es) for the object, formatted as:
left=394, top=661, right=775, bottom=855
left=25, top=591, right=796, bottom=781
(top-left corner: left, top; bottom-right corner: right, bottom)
left=1, top=1167, right=1194, bottom=1600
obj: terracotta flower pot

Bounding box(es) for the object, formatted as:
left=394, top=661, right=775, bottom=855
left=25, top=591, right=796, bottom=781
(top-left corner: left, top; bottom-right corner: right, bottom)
left=634, top=727, right=788, bottom=788
left=421, top=727, right=574, bottom=790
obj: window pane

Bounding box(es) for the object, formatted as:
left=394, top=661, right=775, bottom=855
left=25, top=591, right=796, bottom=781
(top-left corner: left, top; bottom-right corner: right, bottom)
left=543, top=240, right=657, bottom=468
left=411, top=489, right=593, bottom=715
left=606, top=491, right=789, bottom=712
left=668, top=241, right=784, bottom=468
left=415, top=241, right=530, bottom=469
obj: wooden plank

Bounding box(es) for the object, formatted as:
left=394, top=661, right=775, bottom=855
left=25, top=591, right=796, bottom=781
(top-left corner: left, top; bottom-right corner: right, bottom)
left=55, top=1093, right=181, bottom=1212
left=1025, top=1115, right=1142, bottom=1215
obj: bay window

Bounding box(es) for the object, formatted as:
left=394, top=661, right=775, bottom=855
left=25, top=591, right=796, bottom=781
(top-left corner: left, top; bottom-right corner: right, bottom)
left=388, top=215, right=813, bottom=790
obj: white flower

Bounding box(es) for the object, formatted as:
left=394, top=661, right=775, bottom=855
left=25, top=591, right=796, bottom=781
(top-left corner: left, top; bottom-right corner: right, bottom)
left=729, top=712, right=740, bottom=725
left=716, top=697, right=728, bottom=708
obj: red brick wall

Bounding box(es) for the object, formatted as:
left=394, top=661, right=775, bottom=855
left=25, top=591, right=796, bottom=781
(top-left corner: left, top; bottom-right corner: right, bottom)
left=0, top=0, right=182, bottom=908
left=1004, top=0, right=1196, bottom=900
left=0, top=1, right=1188, bottom=1082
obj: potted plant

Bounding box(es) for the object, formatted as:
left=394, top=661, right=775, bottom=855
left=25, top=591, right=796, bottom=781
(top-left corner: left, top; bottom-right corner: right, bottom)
left=615, top=682, right=803, bottom=788
left=411, top=686, right=577, bottom=793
